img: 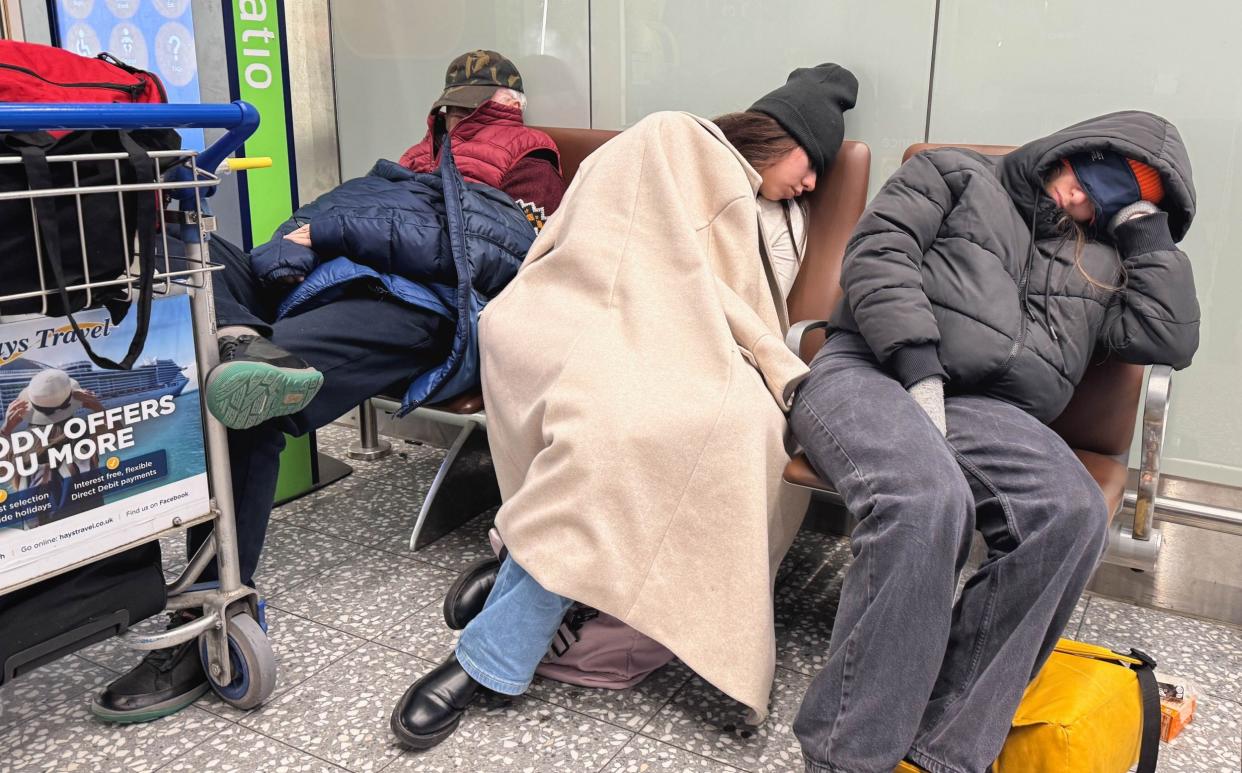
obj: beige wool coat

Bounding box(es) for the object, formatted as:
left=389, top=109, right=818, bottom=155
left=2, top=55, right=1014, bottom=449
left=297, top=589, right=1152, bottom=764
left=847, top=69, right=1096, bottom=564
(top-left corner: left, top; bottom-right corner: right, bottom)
left=479, top=111, right=810, bottom=722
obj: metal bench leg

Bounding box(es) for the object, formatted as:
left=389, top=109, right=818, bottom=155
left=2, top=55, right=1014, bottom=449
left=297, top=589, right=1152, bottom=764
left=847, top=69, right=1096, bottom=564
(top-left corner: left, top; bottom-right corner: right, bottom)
left=1102, top=365, right=1172, bottom=572
left=348, top=400, right=392, bottom=461
left=408, top=419, right=500, bottom=551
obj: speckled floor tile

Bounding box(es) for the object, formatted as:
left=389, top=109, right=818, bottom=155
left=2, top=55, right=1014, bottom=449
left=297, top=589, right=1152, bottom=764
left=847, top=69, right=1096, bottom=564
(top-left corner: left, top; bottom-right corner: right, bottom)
left=383, top=690, right=631, bottom=773
left=160, top=529, right=189, bottom=580
left=238, top=642, right=429, bottom=772
left=1064, top=594, right=1090, bottom=639
left=1155, top=693, right=1241, bottom=772
left=271, top=475, right=356, bottom=520
left=773, top=588, right=837, bottom=678
left=774, top=530, right=852, bottom=598
left=313, top=421, right=363, bottom=459
left=271, top=547, right=455, bottom=639
left=253, top=521, right=361, bottom=599
left=280, top=476, right=424, bottom=552
left=604, top=733, right=746, bottom=772
left=399, top=509, right=498, bottom=570
left=198, top=606, right=367, bottom=721
left=372, top=601, right=461, bottom=663
left=0, top=701, right=229, bottom=773
left=161, top=722, right=350, bottom=772
left=526, top=660, right=695, bottom=732
left=1076, top=595, right=1242, bottom=701
left=773, top=531, right=847, bottom=679
left=345, top=441, right=445, bottom=490
left=0, top=655, right=115, bottom=731
left=639, top=666, right=811, bottom=772
left=316, top=422, right=445, bottom=491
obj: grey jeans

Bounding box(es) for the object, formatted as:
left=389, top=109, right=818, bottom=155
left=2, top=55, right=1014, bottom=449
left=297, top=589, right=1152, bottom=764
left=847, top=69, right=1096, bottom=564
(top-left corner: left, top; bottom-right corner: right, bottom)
left=790, top=333, right=1109, bottom=773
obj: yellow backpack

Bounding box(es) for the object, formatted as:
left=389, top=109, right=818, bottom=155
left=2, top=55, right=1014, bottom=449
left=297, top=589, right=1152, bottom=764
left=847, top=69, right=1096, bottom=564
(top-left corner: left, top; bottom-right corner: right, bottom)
left=997, top=638, right=1160, bottom=773
left=896, top=639, right=1160, bottom=773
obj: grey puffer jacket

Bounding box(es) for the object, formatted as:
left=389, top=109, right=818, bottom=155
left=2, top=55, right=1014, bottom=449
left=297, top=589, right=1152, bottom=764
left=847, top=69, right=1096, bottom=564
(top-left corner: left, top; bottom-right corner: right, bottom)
left=830, top=111, right=1200, bottom=422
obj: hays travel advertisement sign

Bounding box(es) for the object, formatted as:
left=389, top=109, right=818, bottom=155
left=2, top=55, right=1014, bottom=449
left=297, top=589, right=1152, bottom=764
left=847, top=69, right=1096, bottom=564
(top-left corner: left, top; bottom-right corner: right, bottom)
left=0, top=295, right=209, bottom=593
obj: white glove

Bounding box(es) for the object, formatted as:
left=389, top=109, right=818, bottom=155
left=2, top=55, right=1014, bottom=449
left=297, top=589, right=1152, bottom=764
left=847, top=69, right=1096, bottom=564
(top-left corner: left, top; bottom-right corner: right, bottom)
left=1107, top=200, right=1159, bottom=237
left=908, top=376, right=947, bottom=437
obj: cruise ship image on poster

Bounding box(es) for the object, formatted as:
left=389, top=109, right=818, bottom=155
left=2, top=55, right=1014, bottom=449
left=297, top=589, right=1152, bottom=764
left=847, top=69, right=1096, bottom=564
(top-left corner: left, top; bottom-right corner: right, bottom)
left=0, top=356, right=190, bottom=415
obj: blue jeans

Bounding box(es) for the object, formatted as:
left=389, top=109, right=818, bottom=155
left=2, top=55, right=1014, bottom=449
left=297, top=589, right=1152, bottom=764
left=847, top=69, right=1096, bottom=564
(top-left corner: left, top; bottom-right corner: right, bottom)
left=188, top=237, right=451, bottom=585
left=455, top=556, right=573, bottom=695
left=790, top=332, right=1110, bottom=773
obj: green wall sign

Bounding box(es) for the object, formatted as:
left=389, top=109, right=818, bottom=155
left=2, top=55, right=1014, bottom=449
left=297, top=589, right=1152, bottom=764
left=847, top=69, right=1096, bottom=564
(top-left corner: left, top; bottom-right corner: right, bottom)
left=225, top=1, right=314, bottom=503
left=228, top=0, right=296, bottom=246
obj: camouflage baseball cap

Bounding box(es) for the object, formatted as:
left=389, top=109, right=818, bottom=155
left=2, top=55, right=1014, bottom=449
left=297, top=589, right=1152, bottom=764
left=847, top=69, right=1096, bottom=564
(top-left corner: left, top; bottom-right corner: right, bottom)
left=432, top=49, right=524, bottom=111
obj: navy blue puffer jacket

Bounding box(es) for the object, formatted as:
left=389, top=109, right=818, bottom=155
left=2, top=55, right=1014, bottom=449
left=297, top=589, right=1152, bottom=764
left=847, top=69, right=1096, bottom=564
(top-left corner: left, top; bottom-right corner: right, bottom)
left=249, top=143, right=535, bottom=413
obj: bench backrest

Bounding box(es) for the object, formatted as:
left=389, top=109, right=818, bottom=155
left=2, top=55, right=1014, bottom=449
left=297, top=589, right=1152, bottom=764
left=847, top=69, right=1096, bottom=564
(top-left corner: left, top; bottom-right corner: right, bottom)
left=785, top=141, right=872, bottom=359
left=536, top=126, right=620, bottom=184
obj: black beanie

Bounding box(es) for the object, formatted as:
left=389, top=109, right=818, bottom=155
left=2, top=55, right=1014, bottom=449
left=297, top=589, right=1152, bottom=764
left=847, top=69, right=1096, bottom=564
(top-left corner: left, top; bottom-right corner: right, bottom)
left=748, top=63, right=859, bottom=175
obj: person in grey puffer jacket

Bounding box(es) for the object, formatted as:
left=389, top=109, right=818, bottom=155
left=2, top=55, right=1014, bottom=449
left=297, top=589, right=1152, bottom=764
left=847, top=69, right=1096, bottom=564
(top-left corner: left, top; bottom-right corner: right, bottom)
left=791, top=111, right=1199, bottom=773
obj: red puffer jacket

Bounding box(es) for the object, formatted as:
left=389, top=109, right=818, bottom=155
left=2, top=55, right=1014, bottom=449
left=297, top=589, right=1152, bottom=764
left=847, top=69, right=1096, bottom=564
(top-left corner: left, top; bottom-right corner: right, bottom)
left=399, top=101, right=559, bottom=189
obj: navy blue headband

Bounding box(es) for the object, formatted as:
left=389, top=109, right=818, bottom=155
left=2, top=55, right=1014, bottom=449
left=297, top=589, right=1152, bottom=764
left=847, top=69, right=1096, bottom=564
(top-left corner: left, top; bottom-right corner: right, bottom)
left=1066, top=150, right=1141, bottom=226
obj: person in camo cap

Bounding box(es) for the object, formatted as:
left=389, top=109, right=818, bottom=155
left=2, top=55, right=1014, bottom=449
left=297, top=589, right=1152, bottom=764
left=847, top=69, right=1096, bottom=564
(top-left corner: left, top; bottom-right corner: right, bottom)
left=399, top=49, right=566, bottom=233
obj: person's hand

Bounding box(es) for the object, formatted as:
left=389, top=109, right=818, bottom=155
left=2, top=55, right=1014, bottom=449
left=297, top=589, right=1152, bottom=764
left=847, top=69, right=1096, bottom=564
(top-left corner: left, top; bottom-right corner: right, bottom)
left=274, top=274, right=306, bottom=287
left=283, top=224, right=313, bottom=248
left=3, top=399, right=30, bottom=432
left=73, top=389, right=104, bottom=412
left=1107, top=201, right=1159, bottom=237
left=908, top=376, right=947, bottom=437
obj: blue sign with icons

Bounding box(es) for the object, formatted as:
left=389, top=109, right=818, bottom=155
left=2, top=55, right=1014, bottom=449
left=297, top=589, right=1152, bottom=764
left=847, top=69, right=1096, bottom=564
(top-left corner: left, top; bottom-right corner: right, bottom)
left=50, top=0, right=204, bottom=151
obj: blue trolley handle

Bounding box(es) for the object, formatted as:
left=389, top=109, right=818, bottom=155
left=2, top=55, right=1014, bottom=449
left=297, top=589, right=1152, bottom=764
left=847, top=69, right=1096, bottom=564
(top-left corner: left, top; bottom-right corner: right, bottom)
left=0, top=101, right=261, bottom=175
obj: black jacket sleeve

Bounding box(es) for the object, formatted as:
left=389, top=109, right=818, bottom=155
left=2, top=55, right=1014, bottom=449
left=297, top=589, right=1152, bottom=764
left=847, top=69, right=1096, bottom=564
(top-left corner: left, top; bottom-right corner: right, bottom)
left=840, top=151, right=952, bottom=386
left=1101, top=212, right=1200, bottom=368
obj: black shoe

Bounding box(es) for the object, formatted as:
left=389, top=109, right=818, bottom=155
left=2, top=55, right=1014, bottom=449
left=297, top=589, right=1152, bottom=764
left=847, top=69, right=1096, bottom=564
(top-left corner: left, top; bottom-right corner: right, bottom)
left=443, top=557, right=501, bottom=630
left=206, top=334, right=323, bottom=430
left=91, top=611, right=210, bottom=723
left=390, top=654, right=481, bottom=750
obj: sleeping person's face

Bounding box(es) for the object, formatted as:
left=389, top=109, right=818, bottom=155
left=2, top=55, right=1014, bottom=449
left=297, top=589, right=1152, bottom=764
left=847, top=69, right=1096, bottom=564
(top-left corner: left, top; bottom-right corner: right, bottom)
left=759, top=146, right=816, bottom=201
left=444, top=106, right=471, bottom=133
left=1044, top=161, right=1096, bottom=224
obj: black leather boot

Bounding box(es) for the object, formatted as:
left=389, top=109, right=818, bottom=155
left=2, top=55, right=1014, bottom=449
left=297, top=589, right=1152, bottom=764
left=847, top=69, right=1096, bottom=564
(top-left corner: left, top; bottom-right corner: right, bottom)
left=91, top=610, right=209, bottom=723
left=390, top=653, right=482, bottom=750
left=442, top=556, right=501, bottom=630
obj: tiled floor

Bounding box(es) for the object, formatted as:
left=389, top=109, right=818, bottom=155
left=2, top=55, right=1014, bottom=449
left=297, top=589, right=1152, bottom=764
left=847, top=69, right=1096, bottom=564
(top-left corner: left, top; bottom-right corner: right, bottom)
left=1, top=422, right=1239, bottom=772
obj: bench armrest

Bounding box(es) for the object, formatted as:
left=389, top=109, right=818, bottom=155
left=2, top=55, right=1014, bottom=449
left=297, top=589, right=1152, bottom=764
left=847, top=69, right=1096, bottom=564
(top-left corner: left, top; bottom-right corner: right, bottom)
left=786, top=320, right=829, bottom=356
left=1133, top=365, right=1172, bottom=541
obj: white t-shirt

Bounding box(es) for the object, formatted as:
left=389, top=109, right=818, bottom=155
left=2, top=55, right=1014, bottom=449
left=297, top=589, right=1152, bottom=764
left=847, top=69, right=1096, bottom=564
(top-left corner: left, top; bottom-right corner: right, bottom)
left=757, top=197, right=807, bottom=301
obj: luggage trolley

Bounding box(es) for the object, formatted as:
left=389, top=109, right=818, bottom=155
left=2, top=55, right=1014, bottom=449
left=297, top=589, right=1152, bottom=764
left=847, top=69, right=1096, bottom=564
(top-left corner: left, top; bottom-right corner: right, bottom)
left=0, top=101, right=277, bottom=710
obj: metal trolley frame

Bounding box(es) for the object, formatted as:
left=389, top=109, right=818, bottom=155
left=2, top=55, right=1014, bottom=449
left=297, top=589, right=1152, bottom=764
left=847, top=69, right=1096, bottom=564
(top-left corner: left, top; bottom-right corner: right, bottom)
left=0, top=101, right=276, bottom=708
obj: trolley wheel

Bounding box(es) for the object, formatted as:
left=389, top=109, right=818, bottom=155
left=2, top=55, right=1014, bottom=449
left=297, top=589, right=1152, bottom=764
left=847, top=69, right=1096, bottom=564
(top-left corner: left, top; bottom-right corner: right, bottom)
left=198, top=613, right=277, bottom=710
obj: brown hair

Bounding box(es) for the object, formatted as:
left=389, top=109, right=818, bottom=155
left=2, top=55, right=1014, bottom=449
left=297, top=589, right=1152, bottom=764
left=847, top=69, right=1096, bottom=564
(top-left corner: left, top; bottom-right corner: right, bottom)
left=1058, top=215, right=1127, bottom=292
left=712, top=111, right=800, bottom=171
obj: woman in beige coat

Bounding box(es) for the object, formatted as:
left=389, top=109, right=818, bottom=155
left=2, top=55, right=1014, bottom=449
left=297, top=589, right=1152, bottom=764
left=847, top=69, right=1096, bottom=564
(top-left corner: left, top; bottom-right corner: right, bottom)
left=391, top=64, right=858, bottom=751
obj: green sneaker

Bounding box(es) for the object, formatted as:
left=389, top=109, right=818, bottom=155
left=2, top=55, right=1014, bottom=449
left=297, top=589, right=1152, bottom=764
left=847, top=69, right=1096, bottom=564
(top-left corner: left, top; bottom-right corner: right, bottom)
left=205, top=335, right=323, bottom=430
